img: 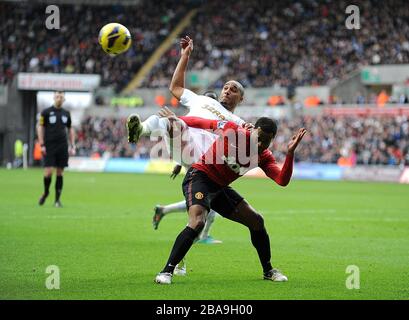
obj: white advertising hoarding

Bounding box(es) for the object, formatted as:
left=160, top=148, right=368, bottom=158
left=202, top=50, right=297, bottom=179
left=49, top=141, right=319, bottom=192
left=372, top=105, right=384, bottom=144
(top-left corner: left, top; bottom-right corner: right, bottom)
left=17, top=73, right=101, bottom=91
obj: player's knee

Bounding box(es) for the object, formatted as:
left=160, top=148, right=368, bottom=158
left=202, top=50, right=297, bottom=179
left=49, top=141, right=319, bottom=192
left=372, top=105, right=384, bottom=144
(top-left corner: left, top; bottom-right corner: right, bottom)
left=188, top=205, right=208, bottom=233
left=189, top=215, right=206, bottom=233
left=193, top=220, right=205, bottom=233
left=189, top=213, right=205, bottom=232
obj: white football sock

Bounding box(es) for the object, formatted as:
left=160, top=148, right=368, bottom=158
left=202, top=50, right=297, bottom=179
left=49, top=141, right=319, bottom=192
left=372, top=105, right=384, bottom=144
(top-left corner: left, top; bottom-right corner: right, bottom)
left=162, top=200, right=186, bottom=214
left=141, top=115, right=169, bottom=136
left=199, top=210, right=216, bottom=240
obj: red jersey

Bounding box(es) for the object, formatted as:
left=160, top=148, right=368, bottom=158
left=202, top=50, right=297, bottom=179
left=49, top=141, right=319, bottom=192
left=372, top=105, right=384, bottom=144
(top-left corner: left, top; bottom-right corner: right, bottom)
left=179, top=116, right=294, bottom=187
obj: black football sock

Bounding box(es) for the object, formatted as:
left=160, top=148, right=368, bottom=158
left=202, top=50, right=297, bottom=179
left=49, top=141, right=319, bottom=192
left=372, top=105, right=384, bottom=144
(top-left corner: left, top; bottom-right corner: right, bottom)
left=55, top=175, right=63, bottom=202
left=162, top=226, right=199, bottom=274
left=250, top=228, right=273, bottom=274
left=43, top=176, right=52, bottom=195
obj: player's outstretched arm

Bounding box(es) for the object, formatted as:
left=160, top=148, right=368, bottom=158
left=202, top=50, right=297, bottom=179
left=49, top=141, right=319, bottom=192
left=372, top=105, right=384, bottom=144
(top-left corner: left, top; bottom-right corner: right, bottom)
left=287, top=128, right=307, bottom=155
left=169, top=36, right=193, bottom=100
left=262, top=128, right=307, bottom=186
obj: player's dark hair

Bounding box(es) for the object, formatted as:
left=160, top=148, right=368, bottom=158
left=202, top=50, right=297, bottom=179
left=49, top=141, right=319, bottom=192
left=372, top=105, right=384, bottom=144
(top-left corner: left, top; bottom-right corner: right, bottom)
left=255, top=117, right=278, bottom=136
left=55, top=90, right=65, bottom=94
left=204, top=91, right=218, bottom=100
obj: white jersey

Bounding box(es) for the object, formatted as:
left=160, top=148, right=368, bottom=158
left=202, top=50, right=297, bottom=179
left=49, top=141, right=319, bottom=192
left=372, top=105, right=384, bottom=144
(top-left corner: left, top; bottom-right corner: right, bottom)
left=181, top=89, right=245, bottom=124
left=173, top=89, right=245, bottom=167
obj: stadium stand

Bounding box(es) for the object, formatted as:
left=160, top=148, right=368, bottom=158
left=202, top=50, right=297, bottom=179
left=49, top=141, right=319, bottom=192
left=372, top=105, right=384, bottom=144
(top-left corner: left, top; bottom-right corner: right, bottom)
left=1, top=0, right=409, bottom=169
left=143, top=0, right=409, bottom=89
left=0, top=1, right=190, bottom=91
left=3, top=0, right=408, bottom=91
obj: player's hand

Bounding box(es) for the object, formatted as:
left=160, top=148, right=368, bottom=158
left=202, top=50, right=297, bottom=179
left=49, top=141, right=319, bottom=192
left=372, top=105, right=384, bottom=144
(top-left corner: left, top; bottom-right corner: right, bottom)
left=69, top=145, right=76, bottom=156
left=170, top=164, right=182, bottom=180
left=158, top=106, right=183, bottom=138
left=158, top=106, right=177, bottom=120
left=41, top=145, right=46, bottom=156
left=243, top=122, right=254, bottom=130
left=287, top=128, right=307, bottom=154
left=180, top=36, right=193, bottom=56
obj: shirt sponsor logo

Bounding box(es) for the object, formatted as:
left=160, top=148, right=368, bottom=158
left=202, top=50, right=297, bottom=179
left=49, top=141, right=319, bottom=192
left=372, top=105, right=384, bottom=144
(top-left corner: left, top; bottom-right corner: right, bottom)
left=61, top=115, right=68, bottom=123
left=202, top=105, right=227, bottom=121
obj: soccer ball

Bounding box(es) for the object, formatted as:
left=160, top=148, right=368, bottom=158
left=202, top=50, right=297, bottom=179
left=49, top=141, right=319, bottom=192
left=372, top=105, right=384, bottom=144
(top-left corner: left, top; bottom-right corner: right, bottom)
left=98, top=23, right=131, bottom=56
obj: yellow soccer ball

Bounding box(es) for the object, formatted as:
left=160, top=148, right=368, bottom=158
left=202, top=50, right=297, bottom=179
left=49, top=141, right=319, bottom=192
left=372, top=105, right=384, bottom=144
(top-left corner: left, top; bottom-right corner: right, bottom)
left=98, top=23, right=131, bottom=56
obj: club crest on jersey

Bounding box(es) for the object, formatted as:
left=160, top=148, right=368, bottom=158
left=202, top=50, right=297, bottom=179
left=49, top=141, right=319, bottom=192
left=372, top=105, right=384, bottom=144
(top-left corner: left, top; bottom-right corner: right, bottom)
left=61, top=115, right=68, bottom=123
left=195, top=192, right=204, bottom=200
left=217, top=121, right=227, bottom=129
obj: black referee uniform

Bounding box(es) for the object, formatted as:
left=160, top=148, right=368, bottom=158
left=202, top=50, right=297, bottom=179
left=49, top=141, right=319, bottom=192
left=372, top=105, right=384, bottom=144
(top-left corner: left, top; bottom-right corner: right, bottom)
left=40, top=106, right=72, bottom=168
left=38, top=104, right=73, bottom=207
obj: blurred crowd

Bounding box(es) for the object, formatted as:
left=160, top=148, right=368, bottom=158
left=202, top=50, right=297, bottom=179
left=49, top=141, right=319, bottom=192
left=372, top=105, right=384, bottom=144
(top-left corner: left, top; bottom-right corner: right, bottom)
left=0, top=1, right=189, bottom=91
left=272, top=115, right=409, bottom=166
left=75, top=114, right=409, bottom=166
left=145, top=0, right=409, bottom=89
left=2, top=0, right=409, bottom=91
left=76, top=116, right=157, bottom=159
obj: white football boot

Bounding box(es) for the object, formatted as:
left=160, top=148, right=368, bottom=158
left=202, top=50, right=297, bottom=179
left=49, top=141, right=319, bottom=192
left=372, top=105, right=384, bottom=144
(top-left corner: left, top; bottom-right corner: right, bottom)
left=154, top=272, right=172, bottom=284
left=263, top=269, right=288, bottom=282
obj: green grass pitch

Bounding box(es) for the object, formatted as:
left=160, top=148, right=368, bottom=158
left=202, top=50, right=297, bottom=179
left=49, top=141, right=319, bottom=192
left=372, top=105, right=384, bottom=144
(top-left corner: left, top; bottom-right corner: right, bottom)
left=0, top=168, right=408, bottom=300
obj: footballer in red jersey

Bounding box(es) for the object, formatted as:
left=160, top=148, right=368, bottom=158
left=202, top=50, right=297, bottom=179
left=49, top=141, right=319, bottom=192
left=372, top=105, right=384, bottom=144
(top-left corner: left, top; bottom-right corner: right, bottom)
left=154, top=107, right=306, bottom=285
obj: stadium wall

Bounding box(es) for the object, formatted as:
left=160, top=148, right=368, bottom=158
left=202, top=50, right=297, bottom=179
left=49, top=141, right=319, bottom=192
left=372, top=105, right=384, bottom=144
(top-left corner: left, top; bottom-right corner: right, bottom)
left=67, top=157, right=408, bottom=184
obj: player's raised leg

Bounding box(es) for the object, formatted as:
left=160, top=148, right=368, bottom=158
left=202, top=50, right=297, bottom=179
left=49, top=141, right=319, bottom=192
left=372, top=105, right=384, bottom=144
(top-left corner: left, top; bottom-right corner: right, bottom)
left=127, top=114, right=171, bottom=144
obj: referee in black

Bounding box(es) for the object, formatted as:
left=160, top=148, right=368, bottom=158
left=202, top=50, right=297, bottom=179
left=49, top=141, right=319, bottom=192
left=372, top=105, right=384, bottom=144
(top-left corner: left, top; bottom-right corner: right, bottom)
left=37, top=91, right=76, bottom=207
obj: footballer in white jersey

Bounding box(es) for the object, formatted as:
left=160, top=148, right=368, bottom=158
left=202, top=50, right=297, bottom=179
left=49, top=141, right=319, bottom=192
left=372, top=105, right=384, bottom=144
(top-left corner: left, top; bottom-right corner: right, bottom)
left=170, top=88, right=245, bottom=167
